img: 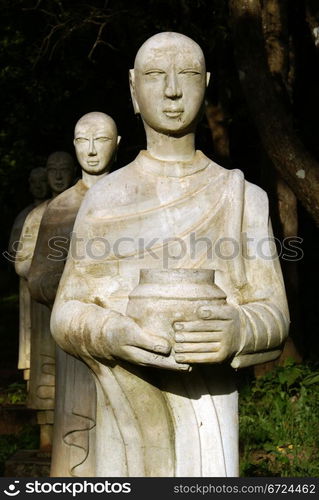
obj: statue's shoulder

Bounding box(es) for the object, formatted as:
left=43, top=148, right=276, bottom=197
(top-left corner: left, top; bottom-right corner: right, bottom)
left=204, top=154, right=244, bottom=185
left=204, top=156, right=269, bottom=225
left=13, top=203, right=35, bottom=229
left=244, top=179, right=268, bottom=210
left=207, top=156, right=268, bottom=208
left=47, top=182, right=85, bottom=212
left=204, top=155, right=268, bottom=206
left=25, top=199, right=50, bottom=224
left=79, top=160, right=140, bottom=214
left=242, top=179, right=269, bottom=230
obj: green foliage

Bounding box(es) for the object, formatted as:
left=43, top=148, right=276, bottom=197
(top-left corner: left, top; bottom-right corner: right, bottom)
left=0, top=382, right=27, bottom=405
left=239, top=361, right=319, bottom=477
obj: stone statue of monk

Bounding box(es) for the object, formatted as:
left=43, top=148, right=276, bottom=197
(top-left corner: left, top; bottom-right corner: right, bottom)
left=27, top=112, right=119, bottom=476
left=51, top=33, right=289, bottom=476
left=15, top=151, right=75, bottom=450
left=8, top=167, right=48, bottom=382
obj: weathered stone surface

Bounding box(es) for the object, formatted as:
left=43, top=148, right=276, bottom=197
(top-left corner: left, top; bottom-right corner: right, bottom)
left=51, top=33, right=289, bottom=477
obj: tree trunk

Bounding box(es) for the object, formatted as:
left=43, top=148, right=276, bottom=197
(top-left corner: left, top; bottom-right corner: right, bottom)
left=229, top=0, right=319, bottom=227
left=205, top=102, right=230, bottom=165
left=229, top=0, right=303, bottom=373
left=263, top=0, right=302, bottom=368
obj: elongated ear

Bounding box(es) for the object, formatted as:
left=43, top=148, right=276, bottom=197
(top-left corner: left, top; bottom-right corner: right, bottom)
left=129, top=69, right=140, bottom=114
left=117, top=135, right=121, bottom=146
left=206, top=72, right=211, bottom=87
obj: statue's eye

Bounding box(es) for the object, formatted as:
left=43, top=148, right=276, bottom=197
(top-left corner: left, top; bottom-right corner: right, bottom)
left=96, top=137, right=111, bottom=142
left=179, top=69, right=201, bottom=75
left=144, top=70, right=165, bottom=76
left=75, top=138, right=88, bottom=144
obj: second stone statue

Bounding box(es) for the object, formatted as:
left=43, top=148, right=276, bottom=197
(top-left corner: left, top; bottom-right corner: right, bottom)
left=15, top=152, right=75, bottom=451
left=26, top=112, right=119, bottom=476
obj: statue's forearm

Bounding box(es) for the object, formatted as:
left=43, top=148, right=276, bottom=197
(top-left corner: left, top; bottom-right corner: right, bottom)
left=51, top=299, right=116, bottom=361
left=231, top=300, right=289, bottom=368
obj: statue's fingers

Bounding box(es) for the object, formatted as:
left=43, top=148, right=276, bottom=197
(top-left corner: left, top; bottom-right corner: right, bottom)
left=174, top=342, right=220, bottom=353
left=175, top=331, right=221, bottom=342
left=175, top=352, right=223, bottom=364
left=174, top=320, right=225, bottom=332
left=125, top=346, right=191, bottom=371
left=130, top=326, right=171, bottom=355
left=197, top=304, right=234, bottom=320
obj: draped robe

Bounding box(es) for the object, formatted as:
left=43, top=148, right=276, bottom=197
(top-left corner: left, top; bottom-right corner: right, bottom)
left=27, top=180, right=97, bottom=477
left=15, top=200, right=55, bottom=410
left=52, top=150, right=289, bottom=476
left=9, top=202, right=38, bottom=378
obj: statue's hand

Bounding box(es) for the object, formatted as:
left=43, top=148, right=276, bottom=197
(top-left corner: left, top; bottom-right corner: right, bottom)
left=173, top=303, right=240, bottom=364
left=103, top=313, right=190, bottom=371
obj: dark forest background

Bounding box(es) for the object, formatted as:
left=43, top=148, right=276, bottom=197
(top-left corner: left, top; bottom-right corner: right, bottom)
left=1, top=0, right=319, bottom=367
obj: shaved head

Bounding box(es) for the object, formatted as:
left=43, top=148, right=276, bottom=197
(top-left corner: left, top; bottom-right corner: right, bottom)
left=74, top=112, right=117, bottom=138
left=134, top=32, right=206, bottom=72
left=73, top=111, right=118, bottom=175
left=46, top=151, right=75, bottom=195
left=46, top=151, right=75, bottom=171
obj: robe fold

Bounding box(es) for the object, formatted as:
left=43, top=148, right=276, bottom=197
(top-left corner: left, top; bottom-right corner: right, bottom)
left=15, top=201, right=55, bottom=410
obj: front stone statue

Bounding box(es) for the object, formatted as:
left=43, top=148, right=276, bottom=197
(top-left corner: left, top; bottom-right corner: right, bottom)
left=51, top=33, right=289, bottom=476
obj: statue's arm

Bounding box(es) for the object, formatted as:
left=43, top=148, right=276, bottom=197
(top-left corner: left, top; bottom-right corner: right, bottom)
left=27, top=209, right=68, bottom=307
left=50, top=253, right=113, bottom=360
left=51, top=253, right=189, bottom=371
left=14, top=208, right=43, bottom=279
left=173, top=182, right=289, bottom=368
left=230, top=186, right=290, bottom=368
left=230, top=236, right=290, bottom=368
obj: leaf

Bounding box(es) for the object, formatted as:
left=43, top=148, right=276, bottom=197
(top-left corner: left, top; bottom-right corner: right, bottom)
left=302, top=372, right=319, bottom=386
left=278, top=366, right=302, bottom=387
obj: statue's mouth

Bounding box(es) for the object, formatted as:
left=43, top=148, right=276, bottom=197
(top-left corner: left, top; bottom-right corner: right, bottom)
left=163, top=110, right=184, bottom=118
left=87, top=160, right=99, bottom=166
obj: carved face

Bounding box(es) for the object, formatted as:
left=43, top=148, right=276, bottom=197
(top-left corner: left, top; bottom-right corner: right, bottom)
left=74, top=114, right=118, bottom=175
left=131, top=34, right=208, bottom=135
left=46, top=153, right=74, bottom=195
left=29, top=170, right=48, bottom=200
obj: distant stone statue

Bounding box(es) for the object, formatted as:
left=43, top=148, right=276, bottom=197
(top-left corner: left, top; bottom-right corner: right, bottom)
left=51, top=33, right=289, bottom=476
left=27, top=112, right=119, bottom=476
left=15, top=151, right=75, bottom=451
left=8, top=167, right=49, bottom=383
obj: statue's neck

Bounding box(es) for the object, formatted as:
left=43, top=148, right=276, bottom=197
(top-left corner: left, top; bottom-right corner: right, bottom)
left=144, top=123, right=196, bottom=162
left=82, top=170, right=108, bottom=189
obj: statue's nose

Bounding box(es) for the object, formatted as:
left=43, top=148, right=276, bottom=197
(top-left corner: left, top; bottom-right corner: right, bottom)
left=88, top=138, right=97, bottom=156
left=164, top=71, right=182, bottom=99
